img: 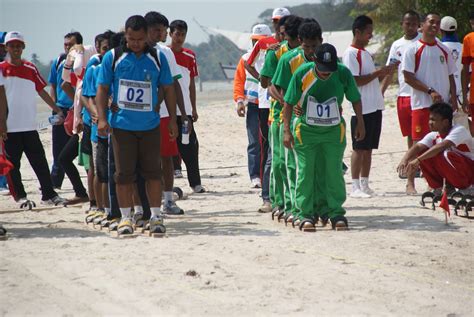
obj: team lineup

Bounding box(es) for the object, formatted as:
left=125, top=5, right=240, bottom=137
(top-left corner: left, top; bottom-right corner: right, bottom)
left=0, top=8, right=473, bottom=238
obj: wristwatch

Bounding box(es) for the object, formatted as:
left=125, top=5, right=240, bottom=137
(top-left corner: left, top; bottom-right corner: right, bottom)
left=427, top=87, right=434, bottom=95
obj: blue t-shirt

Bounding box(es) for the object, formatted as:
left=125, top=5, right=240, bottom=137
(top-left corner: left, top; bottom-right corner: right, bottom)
left=81, top=54, right=102, bottom=127
left=97, top=46, right=173, bottom=131
left=48, top=55, right=74, bottom=109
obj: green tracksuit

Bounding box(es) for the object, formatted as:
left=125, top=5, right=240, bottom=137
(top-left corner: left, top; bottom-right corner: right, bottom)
left=284, top=62, right=361, bottom=221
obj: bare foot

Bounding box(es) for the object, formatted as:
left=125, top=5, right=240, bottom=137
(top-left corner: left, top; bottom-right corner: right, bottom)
left=406, top=184, right=417, bottom=195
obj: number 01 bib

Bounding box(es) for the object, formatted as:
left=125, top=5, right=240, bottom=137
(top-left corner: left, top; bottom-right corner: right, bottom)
left=118, top=79, right=152, bottom=112
left=306, top=96, right=340, bottom=126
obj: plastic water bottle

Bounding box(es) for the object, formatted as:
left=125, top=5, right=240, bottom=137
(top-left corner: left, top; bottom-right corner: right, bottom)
left=48, top=114, right=62, bottom=125
left=182, top=120, right=190, bottom=145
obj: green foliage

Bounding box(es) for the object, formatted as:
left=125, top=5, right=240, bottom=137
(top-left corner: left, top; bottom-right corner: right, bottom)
left=186, top=35, right=244, bottom=81
left=31, top=53, right=52, bottom=82
left=258, top=0, right=356, bottom=32
left=353, top=0, right=474, bottom=63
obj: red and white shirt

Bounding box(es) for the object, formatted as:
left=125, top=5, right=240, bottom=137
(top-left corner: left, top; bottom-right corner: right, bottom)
left=247, top=36, right=278, bottom=110
left=0, top=60, right=47, bottom=133
left=419, top=125, right=474, bottom=161
left=386, top=34, right=421, bottom=97
left=401, top=39, right=456, bottom=110
left=172, top=47, right=198, bottom=116
left=342, top=45, right=384, bottom=114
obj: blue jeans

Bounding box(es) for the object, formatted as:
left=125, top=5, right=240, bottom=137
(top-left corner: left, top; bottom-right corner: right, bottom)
left=0, top=175, right=7, bottom=188
left=51, top=108, right=71, bottom=188
left=246, top=102, right=261, bottom=180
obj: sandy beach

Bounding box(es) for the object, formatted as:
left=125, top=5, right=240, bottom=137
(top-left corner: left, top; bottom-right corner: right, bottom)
left=0, top=84, right=473, bottom=316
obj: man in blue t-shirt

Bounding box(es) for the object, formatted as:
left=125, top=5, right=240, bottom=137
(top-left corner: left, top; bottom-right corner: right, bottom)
left=48, top=31, right=82, bottom=189
left=97, top=15, right=177, bottom=236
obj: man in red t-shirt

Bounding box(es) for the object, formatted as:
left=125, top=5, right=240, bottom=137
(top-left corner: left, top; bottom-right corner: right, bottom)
left=169, top=20, right=205, bottom=193
left=0, top=31, right=66, bottom=208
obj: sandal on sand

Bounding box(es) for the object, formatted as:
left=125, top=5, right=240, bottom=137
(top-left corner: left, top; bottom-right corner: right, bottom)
left=117, top=218, right=134, bottom=236
left=299, top=218, right=316, bottom=232
left=284, top=213, right=294, bottom=226
left=271, top=207, right=282, bottom=220
left=330, top=216, right=349, bottom=231
left=274, top=209, right=285, bottom=222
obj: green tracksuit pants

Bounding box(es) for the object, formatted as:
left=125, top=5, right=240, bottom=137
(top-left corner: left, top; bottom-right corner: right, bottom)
left=293, top=118, right=347, bottom=221
left=269, top=121, right=284, bottom=209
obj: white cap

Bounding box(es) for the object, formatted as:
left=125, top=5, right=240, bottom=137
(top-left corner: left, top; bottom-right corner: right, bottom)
left=251, top=24, right=272, bottom=40
left=5, top=31, right=25, bottom=44
left=440, top=16, right=457, bottom=31
left=272, top=7, right=290, bottom=20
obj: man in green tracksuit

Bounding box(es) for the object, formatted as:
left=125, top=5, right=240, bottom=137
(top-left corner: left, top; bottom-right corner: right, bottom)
left=272, top=20, right=322, bottom=222
left=283, top=43, right=365, bottom=232
left=259, top=15, right=303, bottom=216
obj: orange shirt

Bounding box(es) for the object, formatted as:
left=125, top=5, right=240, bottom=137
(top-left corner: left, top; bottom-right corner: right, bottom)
left=461, top=32, right=474, bottom=104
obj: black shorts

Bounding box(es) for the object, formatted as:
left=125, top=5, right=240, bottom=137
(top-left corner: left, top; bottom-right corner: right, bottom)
left=92, top=138, right=109, bottom=183
left=81, top=124, right=93, bottom=155
left=351, top=110, right=382, bottom=150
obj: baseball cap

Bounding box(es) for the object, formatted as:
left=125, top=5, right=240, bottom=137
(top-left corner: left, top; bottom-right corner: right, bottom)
left=5, top=31, right=25, bottom=45
left=251, top=24, right=272, bottom=40
left=0, top=32, right=6, bottom=45
left=314, top=43, right=338, bottom=73
left=440, top=16, right=457, bottom=31
left=272, top=7, right=290, bottom=20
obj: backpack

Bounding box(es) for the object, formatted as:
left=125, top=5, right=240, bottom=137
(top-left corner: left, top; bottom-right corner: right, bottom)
left=111, top=45, right=161, bottom=71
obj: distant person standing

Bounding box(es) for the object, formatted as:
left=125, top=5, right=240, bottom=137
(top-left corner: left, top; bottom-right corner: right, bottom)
left=440, top=16, right=462, bottom=100
left=169, top=19, right=205, bottom=193
left=461, top=11, right=474, bottom=133
left=0, top=31, right=8, bottom=195
left=233, top=24, right=272, bottom=189
left=48, top=32, right=80, bottom=190
left=342, top=15, right=394, bottom=198
left=381, top=10, right=421, bottom=194
left=0, top=31, right=66, bottom=207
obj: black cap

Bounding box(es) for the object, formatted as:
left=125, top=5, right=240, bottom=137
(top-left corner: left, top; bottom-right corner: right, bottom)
left=314, top=43, right=338, bottom=73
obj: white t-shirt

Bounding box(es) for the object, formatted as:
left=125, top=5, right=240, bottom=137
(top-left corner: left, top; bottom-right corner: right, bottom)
left=441, top=41, right=462, bottom=97
left=401, top=39, right=456, bottom=110
left=419, top=125, right=474, bottom=161
left=0, top=60, right=47, bottom=133
left=386, top=34, right=421, bottom=97
left=155, top=44, right=181, bottom=118
left=342, top=45, right=384, bottom=115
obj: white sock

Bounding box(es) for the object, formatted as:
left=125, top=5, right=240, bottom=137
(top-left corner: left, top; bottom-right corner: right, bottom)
left=352, top=179, right=360, bottom=192
left=105, top=207, right=111, bottom=215
left=163, top=191, right=173, bottom=205
left=360, top=177, right=369, bottom=189
left=150, top=207, right=161, bottom=218
left=120, top=207, right=131, bottom=219
left=134, top=205, right=144, bottom=214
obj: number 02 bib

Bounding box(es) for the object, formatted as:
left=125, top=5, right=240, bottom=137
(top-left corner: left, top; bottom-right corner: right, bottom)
left=118, top=79, right=152, bottom=112
left=306, top=96, right=340, bottom=126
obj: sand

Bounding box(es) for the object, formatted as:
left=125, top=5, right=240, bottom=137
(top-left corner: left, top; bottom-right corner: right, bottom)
left=0, top=85, right=473, bottom=316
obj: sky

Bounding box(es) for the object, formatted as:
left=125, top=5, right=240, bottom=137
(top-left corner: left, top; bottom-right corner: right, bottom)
left=0, top=0, right=315, bottom=63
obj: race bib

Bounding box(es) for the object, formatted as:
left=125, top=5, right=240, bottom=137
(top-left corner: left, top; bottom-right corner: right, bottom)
left=118, top=79, right=152, bottom=112
left=306, top=96, right=340, bottom=126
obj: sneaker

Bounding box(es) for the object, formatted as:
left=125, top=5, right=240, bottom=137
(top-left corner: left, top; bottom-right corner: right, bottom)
left=349, top=189, right=371, bottom=198
left=163, top=201, right=184, bottom=215
left=193, top=185, right=206, bottom=193
left=92, top=211, right=107, bottom=225
left=132, top=212, right=145, bottom=228
left=174, top=169, right=183, bottom=178
left=251, top=178, right=262, bottom=189
left=258, top=201, right=272, bottom=213
left=360, top=179, right=375, bottom=195
left=149, top=216, right=166, bottom=234
left=117, top=218, right=134, bottom=235
left=0, top=187, right=9, bottom=196
left=65, top=195, right=89, bottom=206
left=42, top=195, right=66, bottom=206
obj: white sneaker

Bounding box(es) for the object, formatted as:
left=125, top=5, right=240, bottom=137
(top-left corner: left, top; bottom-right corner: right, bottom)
left=350, top=189, right=371, bottom=198
left=361, top=186, right=375, bottom=196
left=0, top=187, right=9, bottom=196
left=251, top=178, right=261, bottom=189
left=174, top=170, right=183, bottom=178
left=193, top=185, right=206, bottom=193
